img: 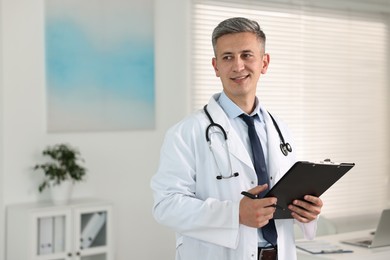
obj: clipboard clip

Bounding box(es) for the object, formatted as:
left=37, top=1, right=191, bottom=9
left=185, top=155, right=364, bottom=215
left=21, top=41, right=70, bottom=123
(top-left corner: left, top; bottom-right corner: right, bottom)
left=320, top=158, right=334, bottom=164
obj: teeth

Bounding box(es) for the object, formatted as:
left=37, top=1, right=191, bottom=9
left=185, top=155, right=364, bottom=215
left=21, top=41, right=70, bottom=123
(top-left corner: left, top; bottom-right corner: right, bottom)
left=233, top=75, right=247, bottom=80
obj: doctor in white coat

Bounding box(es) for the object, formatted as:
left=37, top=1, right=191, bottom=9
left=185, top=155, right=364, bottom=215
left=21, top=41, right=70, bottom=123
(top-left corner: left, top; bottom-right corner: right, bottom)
left=151, top=17, right=323, bottom=260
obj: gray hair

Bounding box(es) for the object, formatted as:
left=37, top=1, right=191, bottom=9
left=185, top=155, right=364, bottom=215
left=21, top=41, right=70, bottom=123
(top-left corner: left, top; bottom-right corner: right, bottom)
left=212, top=17, right=266, bottom=54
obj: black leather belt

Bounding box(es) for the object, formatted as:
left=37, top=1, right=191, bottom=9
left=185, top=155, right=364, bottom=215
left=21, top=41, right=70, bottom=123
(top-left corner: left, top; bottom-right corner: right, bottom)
left=258, top=246, right=277, bottom=260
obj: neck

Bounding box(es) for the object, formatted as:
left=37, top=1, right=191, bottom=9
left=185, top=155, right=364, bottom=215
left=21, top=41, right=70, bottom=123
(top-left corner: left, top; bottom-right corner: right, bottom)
left=227, top=94, right=256, bottom=114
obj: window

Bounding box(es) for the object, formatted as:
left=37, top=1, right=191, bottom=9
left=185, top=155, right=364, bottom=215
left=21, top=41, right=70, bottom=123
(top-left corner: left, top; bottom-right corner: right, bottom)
left=191, top=0, right=390, bottom=218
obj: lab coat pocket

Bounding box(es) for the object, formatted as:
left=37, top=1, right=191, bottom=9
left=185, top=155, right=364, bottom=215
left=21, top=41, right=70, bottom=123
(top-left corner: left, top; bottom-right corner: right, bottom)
left=177, top=236, right=226, bottom=260
left=176, top=236, right=184, bottom=260
left=176, top=236, right=183, bottom=249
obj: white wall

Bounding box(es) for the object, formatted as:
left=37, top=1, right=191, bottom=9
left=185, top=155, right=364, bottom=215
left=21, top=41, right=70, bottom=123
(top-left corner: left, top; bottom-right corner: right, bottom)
left=0, top=0, right=5, bottom=256
left=387, top=14, right=390, bottom=209
left=0, top=0, right=190, bottom=259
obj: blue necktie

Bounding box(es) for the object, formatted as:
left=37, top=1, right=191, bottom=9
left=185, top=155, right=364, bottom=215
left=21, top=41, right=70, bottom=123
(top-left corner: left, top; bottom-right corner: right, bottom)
left=240, top=114, right=277, bottom=246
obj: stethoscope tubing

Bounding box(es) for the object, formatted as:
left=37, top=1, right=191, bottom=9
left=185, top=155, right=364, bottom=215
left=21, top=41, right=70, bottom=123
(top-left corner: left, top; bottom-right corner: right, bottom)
left=267, top=112, right=292, bottom=155
left=203, top=104, right=292, bottom=179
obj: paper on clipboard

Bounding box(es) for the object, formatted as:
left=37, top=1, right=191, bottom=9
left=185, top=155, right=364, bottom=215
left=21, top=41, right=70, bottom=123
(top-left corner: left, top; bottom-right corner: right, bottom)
left=264, top=160, right=355, bottom=219
left=296, top=240, right=353, bottom=254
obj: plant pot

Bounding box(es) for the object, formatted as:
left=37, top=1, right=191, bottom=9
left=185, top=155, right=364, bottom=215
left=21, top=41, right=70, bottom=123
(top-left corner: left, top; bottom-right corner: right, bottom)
left=49, top=180, right=73, bottom=205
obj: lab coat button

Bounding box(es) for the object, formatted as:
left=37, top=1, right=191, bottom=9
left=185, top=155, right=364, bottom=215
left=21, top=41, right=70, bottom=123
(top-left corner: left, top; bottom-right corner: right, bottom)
left=251, top=181, right=255, bottom=185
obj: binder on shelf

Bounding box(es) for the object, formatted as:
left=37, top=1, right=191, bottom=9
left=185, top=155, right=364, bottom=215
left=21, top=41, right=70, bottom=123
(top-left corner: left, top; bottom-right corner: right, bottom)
left=38, top=217, right=53, bottom=255
left=80, top=212, right=106, bottom=249
left=53, top=216, right=65, bottom=253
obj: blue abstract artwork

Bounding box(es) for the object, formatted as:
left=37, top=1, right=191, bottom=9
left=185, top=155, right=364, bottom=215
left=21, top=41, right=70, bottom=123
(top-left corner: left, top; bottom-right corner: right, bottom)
left=45, top=0, right=155, bottom=132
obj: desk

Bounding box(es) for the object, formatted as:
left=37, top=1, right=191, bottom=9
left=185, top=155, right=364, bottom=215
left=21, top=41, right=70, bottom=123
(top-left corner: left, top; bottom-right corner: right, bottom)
left=297, top=229, right=390, bottom=260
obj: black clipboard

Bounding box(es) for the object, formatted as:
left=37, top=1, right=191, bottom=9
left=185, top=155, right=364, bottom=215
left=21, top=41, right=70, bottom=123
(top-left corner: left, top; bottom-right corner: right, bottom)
left=264, top=160, right=355, bottom=219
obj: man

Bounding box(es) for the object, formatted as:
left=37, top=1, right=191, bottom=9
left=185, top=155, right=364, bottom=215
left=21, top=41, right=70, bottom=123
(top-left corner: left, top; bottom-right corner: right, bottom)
left=151, top=17, right=323, bottom=260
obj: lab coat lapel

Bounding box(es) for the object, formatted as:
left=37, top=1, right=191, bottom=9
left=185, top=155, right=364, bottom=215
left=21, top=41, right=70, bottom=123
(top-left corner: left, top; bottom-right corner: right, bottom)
left=207, top=96, right=254, bottom=170
left=227, top=128, right=254, bottom=169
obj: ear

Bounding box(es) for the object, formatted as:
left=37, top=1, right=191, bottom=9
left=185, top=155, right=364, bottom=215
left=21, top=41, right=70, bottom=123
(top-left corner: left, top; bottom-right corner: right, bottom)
left=261, top=53, right=270, bottom=74
left=212, top=57, right=220, bottom=77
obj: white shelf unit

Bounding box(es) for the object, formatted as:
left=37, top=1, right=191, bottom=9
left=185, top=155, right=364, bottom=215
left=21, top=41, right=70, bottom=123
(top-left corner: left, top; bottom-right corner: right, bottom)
left=6, top=199, right=113, bottom=260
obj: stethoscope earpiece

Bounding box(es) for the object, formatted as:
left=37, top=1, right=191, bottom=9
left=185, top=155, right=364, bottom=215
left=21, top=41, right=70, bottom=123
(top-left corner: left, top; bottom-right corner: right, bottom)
left=215, top=172, right=239, bottom=180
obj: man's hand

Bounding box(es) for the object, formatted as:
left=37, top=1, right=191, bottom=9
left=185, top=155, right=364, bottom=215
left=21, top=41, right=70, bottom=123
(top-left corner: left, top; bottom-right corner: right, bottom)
left=288, top=195, right=323, bottom=223
left=239, top=184, right=277, bottom=228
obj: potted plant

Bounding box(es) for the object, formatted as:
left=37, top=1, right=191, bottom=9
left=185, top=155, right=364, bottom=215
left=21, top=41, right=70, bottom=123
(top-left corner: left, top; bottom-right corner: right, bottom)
left=33, top=143, right=87, bottom=204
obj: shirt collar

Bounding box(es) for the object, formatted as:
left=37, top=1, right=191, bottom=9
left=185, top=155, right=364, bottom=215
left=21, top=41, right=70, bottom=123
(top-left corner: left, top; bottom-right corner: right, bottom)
left=217, top=91, right=264, bottom=122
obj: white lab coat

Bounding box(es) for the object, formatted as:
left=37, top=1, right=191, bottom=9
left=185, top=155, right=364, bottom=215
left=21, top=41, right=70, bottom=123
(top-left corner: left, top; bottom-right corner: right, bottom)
left=151, top=94, right=317, bottom=260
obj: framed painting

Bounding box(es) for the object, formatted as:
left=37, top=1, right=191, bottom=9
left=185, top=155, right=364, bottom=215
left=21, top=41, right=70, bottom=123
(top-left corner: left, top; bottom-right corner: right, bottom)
left=45, top=0, right=155, bottom=132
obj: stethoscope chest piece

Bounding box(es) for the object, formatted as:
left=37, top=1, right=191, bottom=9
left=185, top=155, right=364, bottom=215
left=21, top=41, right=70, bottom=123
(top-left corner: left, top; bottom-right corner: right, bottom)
left=268, top=112, right=293, bottom=156
left=280, top=142, right=292, bottom=156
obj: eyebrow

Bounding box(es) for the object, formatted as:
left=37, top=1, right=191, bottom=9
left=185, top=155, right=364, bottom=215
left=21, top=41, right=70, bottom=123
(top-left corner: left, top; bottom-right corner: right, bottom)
left=220, top=50, right=254, bottom=56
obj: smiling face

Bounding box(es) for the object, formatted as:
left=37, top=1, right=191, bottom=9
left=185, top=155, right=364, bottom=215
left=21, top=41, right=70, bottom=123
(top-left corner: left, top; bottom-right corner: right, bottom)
left=212, top=32, right=270, bottom=112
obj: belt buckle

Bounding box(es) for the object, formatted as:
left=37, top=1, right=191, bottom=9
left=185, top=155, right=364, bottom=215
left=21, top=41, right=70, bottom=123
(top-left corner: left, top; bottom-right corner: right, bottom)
left=259, top=247, right=277, bottom=260
left=259, top=247, right=272, bottom=256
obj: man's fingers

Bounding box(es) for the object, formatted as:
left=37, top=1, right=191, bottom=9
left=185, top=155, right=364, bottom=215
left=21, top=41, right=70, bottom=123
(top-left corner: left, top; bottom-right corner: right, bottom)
left=247, top=184, right=268, bottom=195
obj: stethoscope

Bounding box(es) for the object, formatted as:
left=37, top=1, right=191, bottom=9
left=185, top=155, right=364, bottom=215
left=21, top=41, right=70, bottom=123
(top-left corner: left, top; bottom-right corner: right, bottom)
left=203, top=105, right=292, bottom=180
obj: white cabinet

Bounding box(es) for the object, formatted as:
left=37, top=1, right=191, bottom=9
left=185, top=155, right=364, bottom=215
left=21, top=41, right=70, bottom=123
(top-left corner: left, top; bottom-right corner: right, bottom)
left=6, top=199, right=113, bottom=260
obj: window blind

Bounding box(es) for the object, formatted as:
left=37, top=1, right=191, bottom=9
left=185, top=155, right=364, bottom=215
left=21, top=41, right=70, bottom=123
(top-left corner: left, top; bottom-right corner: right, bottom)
left=191, top=0, right=390, bottom=218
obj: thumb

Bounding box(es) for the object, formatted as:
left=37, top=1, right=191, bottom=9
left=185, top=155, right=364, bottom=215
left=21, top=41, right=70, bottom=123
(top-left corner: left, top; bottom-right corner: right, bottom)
left=247, top=184, right=268, bottom=196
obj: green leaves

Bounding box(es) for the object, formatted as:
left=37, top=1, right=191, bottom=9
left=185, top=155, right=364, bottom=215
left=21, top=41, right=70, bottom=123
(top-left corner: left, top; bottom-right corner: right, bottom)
left=33, top=143, right=87, bottom=192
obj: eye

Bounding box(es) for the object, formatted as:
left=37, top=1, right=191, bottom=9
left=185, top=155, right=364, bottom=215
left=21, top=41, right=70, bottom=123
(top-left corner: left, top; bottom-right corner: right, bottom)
left=222, top=55, right=233, bottom=61
left=242, top=53, right=253, bottom=59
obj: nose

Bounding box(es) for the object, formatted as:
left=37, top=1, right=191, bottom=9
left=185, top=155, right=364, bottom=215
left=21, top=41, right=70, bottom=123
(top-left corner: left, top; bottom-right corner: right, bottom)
left=232, top=57, right=245, bottom=72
